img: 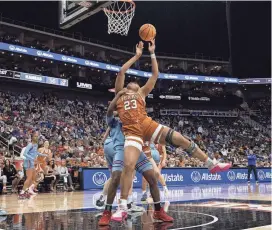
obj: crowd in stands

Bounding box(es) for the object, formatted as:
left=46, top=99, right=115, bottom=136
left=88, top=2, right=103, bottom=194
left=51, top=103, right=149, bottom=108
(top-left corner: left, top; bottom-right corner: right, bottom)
left=0, top=90, right=270, bottom=169
left=250, top=97, right=271, bottom=131
left=0, top=32, right=230, bottom=77
left=0, top=88, right=270, bottom=193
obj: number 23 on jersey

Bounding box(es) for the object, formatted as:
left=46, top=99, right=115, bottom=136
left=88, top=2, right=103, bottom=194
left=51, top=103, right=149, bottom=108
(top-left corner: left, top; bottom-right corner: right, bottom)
left=124, top=99, right=137, bottom=111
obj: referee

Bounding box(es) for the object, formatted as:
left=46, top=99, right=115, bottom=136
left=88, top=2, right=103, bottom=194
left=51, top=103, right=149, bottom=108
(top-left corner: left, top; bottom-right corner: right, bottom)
left=247, top=146, right=259, bottom=185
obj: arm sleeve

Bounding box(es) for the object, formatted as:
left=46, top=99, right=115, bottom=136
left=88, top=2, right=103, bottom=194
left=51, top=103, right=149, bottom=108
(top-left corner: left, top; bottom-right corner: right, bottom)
left=23, top=144, right=33, bottom=159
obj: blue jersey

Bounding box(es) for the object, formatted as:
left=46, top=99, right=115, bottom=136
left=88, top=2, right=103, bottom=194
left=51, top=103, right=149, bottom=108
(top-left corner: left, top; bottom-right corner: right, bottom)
left=24, top=143, right=47, bottom=161
left=248, top=154, right=257, bottom=166
left=106, top=115, right=125, bottom=148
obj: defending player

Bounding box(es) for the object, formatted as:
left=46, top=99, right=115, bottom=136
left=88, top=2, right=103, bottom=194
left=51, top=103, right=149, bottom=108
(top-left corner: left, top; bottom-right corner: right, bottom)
left=113, top=40, right=231, bottom=219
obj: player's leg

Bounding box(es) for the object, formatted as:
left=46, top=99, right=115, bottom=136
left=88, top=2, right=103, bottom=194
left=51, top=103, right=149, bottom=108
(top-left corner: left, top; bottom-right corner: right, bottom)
left=113, top=146, right=141, bottom=219
left=127, top=171, right=135, bottom=209
left=96, top=142, right=114, bottom=209
left=137, top=152, right=173, bottom=222
left=141, top=177, right=149, bottom=201
left=157, top=126, right=231, bottom=173
left=157, top=164, right=168, bottom=196
left=100, top=148, right=126, bottom=225
left=120, top=137, right=143, bottom=202
left=96, top=178, right=112, bottom=209
left=19, top=164, right=34, bottom=199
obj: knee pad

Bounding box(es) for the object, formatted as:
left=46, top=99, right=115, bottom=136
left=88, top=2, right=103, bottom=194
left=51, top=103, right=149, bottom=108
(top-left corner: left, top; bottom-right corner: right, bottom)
left=186, top=141, right=198, bottom=156
left=165, top=129, right=179, bottom=148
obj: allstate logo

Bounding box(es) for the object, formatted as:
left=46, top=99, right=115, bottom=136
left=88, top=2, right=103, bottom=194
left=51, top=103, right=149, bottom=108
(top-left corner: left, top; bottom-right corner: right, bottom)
left=227, top=171, right=236, bottom=181
left=224, top=78, right=229, bottom=82
left=258, top=170, right=265, bottom=181
left=9, top=45, right=15, bottom=51
left=205, top=77, right=210, bottom=81
left=85, top=60, right=90, bottom=65
left=37, top=51, right=43, bottom=56
left=185, top=76, right=190, bottom=80
left=62, top=56, right=67, bottom=61
left=106, top=65, right=111, bottom=69
left=93, top=172, right=107, bottom=186
left=191, top=171, right=201, bottom=183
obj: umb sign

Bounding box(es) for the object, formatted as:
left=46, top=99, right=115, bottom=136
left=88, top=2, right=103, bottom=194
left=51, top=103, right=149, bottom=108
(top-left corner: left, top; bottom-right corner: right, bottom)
left=76, top=82, right=92, bottom=90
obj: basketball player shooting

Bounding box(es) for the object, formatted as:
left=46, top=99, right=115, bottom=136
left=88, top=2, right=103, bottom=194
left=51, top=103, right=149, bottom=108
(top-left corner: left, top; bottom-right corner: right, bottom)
left=114, top=39, right=232, bottom=219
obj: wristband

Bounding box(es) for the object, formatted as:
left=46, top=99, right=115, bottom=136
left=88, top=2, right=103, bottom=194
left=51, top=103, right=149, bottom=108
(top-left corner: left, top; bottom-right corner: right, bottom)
left=151, top=53, right=156, bottom=59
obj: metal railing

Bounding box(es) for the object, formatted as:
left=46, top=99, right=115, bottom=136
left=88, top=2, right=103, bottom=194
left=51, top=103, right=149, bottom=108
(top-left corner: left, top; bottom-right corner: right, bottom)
left=0, top=14, right=228, bottom=62
left=0, top=135, right=21, bottom=158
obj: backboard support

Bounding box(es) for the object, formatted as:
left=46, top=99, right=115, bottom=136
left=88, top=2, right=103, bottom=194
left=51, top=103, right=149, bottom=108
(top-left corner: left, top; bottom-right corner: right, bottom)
left=59, top=0, right=111, bottom=29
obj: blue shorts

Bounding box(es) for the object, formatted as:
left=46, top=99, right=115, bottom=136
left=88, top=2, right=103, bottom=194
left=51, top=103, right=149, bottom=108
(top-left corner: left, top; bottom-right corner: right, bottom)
left=151, top=150, right=161, bottom=165
left=23, top=159, right=34, bottom=170
left=104, top=142, right=153, bottom=174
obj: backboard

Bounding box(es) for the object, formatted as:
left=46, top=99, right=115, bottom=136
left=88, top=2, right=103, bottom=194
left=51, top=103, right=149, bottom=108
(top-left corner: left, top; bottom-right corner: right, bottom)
left=59, top=0, right=111, bottom=29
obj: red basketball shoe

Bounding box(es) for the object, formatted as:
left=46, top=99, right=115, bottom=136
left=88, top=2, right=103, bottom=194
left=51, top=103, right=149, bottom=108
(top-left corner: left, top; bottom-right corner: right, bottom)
left=153, top=208, right=174, bottom=222
left=98, top=210, right=112, bottom=226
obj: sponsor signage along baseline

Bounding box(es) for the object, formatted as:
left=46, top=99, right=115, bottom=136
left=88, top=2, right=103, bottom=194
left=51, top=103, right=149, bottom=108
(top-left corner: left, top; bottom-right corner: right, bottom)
left=0, top=42, right=239, bottom=84
left=82, top=167, right=272, bottom=190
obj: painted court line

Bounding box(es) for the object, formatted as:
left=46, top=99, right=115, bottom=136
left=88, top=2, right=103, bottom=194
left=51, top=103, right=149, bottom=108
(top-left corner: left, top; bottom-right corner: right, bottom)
left=243, top=225, right=272, bottom=230
left=169, top=210, right=218, bottom=230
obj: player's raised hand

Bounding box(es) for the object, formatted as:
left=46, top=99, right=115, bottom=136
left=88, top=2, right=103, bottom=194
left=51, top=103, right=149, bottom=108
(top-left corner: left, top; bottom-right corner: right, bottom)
left=148, top=39, right=155, bottom=54
left=135, top=41, right=144, bottom=57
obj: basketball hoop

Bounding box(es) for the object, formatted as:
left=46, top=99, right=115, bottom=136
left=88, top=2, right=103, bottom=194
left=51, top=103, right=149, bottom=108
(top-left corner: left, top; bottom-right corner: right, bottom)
left=104, top=0, right=135, bottom=36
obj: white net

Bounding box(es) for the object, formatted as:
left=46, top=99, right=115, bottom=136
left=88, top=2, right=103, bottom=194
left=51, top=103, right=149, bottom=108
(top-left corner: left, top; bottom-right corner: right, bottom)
left=104, top=1, right=135, bottom=36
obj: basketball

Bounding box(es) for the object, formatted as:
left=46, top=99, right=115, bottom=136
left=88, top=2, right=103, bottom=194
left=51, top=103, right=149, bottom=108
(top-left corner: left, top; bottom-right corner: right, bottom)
left=139, top=24, right=156, bottom=42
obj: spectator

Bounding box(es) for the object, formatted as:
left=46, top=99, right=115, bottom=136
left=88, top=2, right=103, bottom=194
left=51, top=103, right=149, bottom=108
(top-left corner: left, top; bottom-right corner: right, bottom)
left=44, top=163, right=57, bottom=192
left=0, top=162, right=7, bottom=193
left=3, top=159, right=21, bottom=193
left=247, top=146, right=259, bottom=184
left=58, top=159, right=74, bottom=191
left=48, top=160, right=60, bottom=191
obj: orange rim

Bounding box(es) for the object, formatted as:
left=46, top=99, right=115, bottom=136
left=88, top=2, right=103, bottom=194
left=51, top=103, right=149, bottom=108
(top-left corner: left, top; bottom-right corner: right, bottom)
left=104, top=0, right=136, bottom=14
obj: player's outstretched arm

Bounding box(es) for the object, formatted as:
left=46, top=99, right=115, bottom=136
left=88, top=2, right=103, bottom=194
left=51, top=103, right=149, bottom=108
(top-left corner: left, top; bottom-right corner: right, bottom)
left=140, top=40, right=159, bottom=97
left=107, top=88, right=128, bottom=117
left=115, top=42, right=144, bottom=93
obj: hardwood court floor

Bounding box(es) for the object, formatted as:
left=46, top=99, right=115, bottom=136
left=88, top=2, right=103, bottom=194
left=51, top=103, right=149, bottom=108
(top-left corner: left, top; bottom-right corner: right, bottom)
left=0, top=183, right=271, bottom=229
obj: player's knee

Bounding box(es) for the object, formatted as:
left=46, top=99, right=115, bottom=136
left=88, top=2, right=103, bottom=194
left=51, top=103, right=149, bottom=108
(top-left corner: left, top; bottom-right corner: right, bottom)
left=123, top=160, right=136, bottom=172
left=162, top=128, right=180, bottom=148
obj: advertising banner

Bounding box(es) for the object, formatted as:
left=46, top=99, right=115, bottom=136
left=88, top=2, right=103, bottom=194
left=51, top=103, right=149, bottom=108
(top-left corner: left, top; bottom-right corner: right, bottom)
left=239, top=78, right=271, bottom=84
left=81, top=167, right=272, bottom=190
left=0, top=42, right=239, bottom=84
left=0, top=69, right=68, bottom=87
